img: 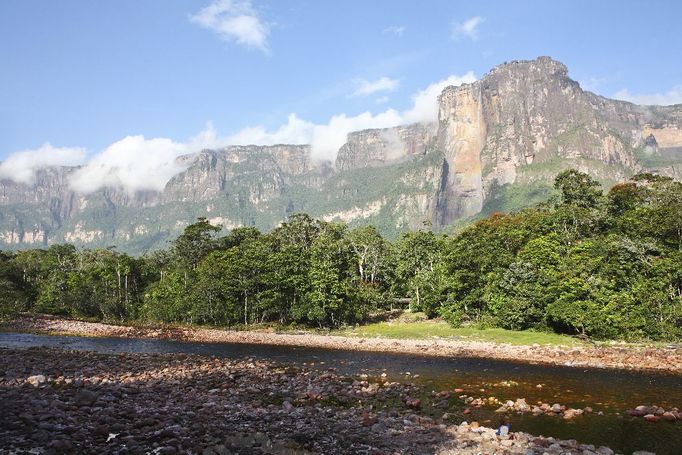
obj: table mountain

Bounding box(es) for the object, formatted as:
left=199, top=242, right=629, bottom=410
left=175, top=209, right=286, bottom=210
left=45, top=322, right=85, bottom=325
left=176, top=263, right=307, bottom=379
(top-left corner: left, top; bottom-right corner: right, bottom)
left=2, top=57, right=681, bottom=253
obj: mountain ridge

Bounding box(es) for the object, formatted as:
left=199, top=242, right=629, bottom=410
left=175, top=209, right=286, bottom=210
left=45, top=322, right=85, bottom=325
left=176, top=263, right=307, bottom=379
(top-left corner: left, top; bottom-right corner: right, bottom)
left=2, top=57, right=682, bottom=253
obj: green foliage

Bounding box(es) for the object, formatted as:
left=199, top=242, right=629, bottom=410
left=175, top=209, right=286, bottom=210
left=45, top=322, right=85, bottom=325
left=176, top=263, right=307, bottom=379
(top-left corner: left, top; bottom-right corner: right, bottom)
left=554, top=169, right=603, bottom=208
left=172, top=217, right=222, bottom=270
left=395, top=229, right=442, bottom=316
left=435, top=169, right=682, bottom=340
left=2, top=169, right=682, bottom=342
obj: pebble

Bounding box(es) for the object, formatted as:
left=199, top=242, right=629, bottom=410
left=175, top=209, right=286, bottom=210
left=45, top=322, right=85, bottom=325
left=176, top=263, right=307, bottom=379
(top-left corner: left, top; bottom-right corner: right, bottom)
left=0, top=347, right=627, bottom=455
left=26, top=374, right=46, bottom=386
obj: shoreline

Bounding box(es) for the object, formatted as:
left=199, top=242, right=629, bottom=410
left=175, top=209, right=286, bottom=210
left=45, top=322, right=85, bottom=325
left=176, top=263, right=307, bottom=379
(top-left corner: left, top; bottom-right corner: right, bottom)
left=3, top=314, right=682, bottom=375
left=1, top=346, right=621, bottom=455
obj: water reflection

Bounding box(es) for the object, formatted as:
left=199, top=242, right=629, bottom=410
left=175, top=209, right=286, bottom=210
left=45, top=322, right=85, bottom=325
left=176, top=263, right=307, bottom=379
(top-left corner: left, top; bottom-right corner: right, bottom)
left=1, top=332, right=680, bottom=454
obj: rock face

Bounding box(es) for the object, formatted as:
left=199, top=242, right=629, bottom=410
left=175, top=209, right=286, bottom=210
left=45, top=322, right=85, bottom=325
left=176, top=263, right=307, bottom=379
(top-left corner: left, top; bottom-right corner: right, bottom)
left=335, top=123, right=436, bottom=171
left=2, top=57, right=682, bottom=252
left=162, top=145, right=321, bottom=204
left=434, top=80, right=487, bottom=224
left=0, top=145, right=329, bottom=251
left=433, top=56, right=682, bottom=225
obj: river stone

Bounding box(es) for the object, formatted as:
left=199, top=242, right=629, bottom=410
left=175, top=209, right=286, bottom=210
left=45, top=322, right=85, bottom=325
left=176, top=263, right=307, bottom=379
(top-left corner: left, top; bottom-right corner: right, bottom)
left=27, top=374, right=46, bottom=386
left=282, top=400, right=294, bottom=412
left=643, top=414, right=660, bottom=422
left=662, top=411, right=677, bottom=421
left=74, top=389, right=98, bottom=407
left=515, top=398, right=529, bottom=411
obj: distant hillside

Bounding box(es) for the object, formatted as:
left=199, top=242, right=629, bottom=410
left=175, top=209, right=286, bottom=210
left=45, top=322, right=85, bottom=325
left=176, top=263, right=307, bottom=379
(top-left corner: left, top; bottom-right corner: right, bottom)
left=2, top=57, right=682, bottom=254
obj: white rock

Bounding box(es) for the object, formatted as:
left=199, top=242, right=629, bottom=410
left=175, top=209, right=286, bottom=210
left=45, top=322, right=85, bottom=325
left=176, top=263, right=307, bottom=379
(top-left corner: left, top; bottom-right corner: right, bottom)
left=27, top=374, right=46, bottom=386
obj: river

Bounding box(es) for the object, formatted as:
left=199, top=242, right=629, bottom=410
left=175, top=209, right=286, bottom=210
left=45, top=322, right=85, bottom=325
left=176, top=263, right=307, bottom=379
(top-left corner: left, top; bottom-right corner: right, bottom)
left=1, top=331, right=680, bottom=454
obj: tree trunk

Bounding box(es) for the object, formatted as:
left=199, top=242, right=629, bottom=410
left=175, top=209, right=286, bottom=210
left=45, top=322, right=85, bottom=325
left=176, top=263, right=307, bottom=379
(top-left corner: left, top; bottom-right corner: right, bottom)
left=414, top=286, right=420, bottom=311
left=244, top=293, right=248, bottom=325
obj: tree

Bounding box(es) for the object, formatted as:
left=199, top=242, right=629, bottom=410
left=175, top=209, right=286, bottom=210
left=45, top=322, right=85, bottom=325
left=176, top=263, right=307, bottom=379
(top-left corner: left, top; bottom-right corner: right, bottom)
left=0, top=251, right=31, bottom=315
left=34, top=244, right=78, bottom=315
left=172, top=217, right=222, bottom=271
left=347, top=225, right=390, bottom=284
left=554, top=169, right=603, bottom=208
left=218, top=227, right=261, bottom=250
left=486, top=234, right=565, bottom=330
left=395, top=230, right=442, bottom=314
left=301, top=224, right=357, bottom=327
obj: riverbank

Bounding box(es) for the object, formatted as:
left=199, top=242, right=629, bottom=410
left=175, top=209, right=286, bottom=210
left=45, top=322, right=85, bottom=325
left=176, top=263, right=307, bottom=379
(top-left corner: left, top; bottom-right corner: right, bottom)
left=1, top=347, right=619, bottom=454
left=3, top=314, right=682, bottom=374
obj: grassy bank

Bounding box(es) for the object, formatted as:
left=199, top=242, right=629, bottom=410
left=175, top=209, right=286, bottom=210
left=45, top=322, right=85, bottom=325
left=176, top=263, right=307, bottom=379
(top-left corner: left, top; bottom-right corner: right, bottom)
left=335, top=319, right=585, bottom=346
left=2, top=312, right=585, bottom=347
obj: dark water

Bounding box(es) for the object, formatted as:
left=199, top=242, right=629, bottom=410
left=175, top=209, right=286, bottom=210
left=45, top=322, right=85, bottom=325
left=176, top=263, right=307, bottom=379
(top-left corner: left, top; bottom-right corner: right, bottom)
left=1, top=332, right=681, bottom=455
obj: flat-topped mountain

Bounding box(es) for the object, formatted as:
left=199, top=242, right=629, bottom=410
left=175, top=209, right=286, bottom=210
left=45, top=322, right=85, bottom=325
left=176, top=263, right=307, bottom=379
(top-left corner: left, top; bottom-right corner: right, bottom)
left=2, top=57, right=682, bottom=253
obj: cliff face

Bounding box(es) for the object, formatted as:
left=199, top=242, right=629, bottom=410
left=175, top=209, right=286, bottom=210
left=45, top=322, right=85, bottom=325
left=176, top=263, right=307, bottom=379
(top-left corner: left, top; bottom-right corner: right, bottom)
left=434, top=81, right=487, bottom=225
left=0, top=144, right=327, bottom=250
left=162, top=145, right=317, bottom=204
left=431, top=56, right=682, bottom=225
left=335, top=123, right=436, bottom=171
left=2, top=57, right=682, bottom=252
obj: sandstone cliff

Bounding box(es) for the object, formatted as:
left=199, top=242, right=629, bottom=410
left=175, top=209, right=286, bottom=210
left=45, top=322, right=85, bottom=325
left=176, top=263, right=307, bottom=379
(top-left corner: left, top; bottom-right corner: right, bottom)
left=335, top=123, right=436, bottom=171
left=432, top=56, right=682, bottom=225
left=2, top=57, right=682, bottom=252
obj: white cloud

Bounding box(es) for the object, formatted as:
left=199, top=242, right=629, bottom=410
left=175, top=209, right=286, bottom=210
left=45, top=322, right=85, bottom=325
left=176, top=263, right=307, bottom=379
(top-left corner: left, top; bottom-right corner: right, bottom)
left=190, top=0, right=269, bottom=53
left=4, top=72, right=477, bottom=192
left=452, top=16, right=484, bottom=41
left=69, top=136, right=191, bottom=194
left=613, top=87, right=682, bottom=106
left=227, top=72, right=477, bottom=161
left=1, top=125, right=232, bottom=194
left=402, top=72, right=477, bottom=124
left=383, top=25, right=406, bottom=36
left=352, top=77, right=400, bottom=97
left=223, top=114, right=315, bottom=146
left=376, top=96, right=390, bottom=104
left=0, top=143, right=86, bottom=184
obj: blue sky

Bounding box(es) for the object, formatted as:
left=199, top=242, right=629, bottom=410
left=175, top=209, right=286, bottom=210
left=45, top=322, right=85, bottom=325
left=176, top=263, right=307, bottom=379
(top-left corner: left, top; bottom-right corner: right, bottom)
left=1, top=0, right=681, bottom=191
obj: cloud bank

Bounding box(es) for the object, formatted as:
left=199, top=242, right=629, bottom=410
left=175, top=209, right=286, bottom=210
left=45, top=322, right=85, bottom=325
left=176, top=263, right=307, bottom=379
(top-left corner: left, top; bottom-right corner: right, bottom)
left=224, top=71, right=476, bottom=161
left=0, top=143, right=86, bottom=184
left=613, top=86, right=682, bottom=106
left=452, top=16, right=484, bottom=41
left=190, top=0, right=269, bottom=53
left=69, top=136, right=192, bottom=194
left=2, top=72, right=476, bottom=193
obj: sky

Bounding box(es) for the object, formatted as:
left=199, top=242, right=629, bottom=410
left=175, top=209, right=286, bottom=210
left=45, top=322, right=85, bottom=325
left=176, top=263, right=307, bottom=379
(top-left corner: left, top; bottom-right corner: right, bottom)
left=1, top=0, right=681, bottom=193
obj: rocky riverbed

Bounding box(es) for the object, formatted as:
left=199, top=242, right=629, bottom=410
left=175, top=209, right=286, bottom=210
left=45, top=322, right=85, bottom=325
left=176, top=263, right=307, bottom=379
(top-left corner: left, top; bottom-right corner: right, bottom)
left=5, top=315, right=682, bottom=374
left=0, top=347, right=622, bottom=455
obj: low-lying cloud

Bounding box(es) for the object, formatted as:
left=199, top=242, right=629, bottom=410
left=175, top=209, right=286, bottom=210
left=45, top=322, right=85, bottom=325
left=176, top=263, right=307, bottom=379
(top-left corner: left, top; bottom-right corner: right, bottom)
left=0, top=143, right=86, bottom=184
left=69, top=136, right=192, bottom=194
left=2, top=72, right=476, bottom=193
left=224, top=72, right=476, bottom=161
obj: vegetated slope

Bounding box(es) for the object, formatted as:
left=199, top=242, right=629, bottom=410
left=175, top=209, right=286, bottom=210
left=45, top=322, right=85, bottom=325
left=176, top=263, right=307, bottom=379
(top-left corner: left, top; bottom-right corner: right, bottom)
left=2, top=57, right=682, bottom=253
